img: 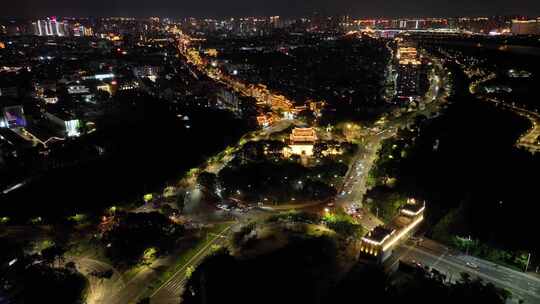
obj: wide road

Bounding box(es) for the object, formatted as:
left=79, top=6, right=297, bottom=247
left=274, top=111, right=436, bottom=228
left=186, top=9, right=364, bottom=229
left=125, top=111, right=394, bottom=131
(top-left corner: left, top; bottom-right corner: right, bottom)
left=335, top=54, right=449, bottom=231
left=391, top=240, right=540, bottom=304
left=150, top=225, right=232, bottom=304
left=334, top=132, right=389, bottom=230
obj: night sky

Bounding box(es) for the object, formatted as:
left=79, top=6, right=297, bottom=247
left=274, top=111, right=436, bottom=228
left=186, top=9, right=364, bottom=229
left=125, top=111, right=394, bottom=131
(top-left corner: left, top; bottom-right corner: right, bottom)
left=3, top=0, right=540, bottom=18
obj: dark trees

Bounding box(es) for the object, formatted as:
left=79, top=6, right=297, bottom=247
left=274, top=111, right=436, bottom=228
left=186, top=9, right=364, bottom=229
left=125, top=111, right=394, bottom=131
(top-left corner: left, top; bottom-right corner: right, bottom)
left=102, top=212, right=184, bottom=266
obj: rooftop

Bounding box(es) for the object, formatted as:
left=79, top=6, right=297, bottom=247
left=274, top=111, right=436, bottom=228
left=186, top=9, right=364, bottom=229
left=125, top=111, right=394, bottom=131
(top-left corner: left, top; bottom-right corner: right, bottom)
left=390, top=215, right=414, bottom=230
left=400, top=199, right=426, bottom=217
left=290, top=127, right=317, bottom=143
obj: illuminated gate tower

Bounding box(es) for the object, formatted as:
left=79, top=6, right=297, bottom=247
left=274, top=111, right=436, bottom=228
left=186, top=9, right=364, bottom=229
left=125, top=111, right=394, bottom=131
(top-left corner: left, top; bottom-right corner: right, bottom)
left=360, top=199, right=425, bottom=263
left=287, top=127, right=317, bottom=157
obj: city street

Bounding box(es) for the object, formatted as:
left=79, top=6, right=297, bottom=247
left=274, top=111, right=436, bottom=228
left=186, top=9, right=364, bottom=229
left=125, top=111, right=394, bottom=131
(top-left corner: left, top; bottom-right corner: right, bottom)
left=334, top=132, right=389, bottom=230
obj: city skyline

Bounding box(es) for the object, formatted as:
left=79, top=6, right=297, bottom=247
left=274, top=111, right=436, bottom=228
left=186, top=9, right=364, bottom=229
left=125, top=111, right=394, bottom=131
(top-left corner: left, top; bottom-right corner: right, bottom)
left=1, top=4, right=540, bottom=304
left=3, top=0, right=540, bottom=18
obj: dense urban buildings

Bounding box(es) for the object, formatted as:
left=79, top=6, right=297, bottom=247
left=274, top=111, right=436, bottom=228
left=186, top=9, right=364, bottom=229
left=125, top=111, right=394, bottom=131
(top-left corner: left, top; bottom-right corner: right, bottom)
left=511, top=19, right=540, bottom=35
left=1, top=7, right=540, bottom=304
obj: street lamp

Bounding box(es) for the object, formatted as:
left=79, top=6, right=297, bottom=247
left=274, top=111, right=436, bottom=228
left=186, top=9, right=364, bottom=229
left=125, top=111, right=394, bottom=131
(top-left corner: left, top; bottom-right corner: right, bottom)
left=465, top=235, right=472, bottom=256
left=525, top=252, right=532, bottom=273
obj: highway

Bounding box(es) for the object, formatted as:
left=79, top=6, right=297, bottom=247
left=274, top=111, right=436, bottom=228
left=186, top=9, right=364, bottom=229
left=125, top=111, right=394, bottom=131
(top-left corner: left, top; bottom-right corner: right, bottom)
left=391, top=240, right=540, bottom=304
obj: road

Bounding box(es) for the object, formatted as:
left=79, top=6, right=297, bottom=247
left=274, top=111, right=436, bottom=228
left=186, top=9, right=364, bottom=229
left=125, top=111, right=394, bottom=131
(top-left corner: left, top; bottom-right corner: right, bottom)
left=486, top=98, right=540, bottom=153
left=391, top=240, right=540, bottom=304
left=150, top=225, right=232, bottom=304
left=334, top=132, right=388, bottom=231
left=369, top=55, right=540, bottom=303
left=335, top=54, right=449, bottom=231
left=375, top=57, right=540, bottom=303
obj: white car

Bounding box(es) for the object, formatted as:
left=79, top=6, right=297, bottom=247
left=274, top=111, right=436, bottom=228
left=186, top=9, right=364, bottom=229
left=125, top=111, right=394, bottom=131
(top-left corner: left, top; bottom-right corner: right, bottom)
left=466, top=262, right=479, bottom=269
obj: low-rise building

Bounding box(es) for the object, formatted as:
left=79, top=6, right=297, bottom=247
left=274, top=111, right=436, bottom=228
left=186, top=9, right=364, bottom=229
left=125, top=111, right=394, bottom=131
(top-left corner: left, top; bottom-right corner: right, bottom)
left=257, top=113, right=275, bottom=128
left=45, top=111, right=82, bottom=138
left=309, top=100, right=326, bottom=117
left=216, top=88, right=241, bottom=114
left=0, top=87, right=19, bottom=98
left=0, top=105, right=26, bottom=129
left=67, top=83, right=90, bottom=95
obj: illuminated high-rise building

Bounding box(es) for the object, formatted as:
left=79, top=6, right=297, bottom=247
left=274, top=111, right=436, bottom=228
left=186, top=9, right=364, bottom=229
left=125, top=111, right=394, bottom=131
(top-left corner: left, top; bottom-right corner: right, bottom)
left=33, top=17, right=70, bottom=37
left=397, top=64, right=421, bottom=99
left=72, top=24, right=93, bottom=37
left=270, top=16, right=283, bottom=29
left=396, top=46, right=422, bottom=101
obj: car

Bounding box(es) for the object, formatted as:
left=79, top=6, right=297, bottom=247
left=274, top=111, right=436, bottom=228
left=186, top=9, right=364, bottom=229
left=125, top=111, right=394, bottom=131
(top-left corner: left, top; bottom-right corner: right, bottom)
left=217, top=204, right=232, bottom=211
left=466, top=262, right=479, bottom=269
left=411, top=259, right=423, bottom=268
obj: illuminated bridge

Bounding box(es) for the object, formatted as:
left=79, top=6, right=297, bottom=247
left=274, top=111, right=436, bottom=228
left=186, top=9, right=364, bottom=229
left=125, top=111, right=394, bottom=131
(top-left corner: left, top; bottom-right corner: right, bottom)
left=360, top=199, right=425, bottom=263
